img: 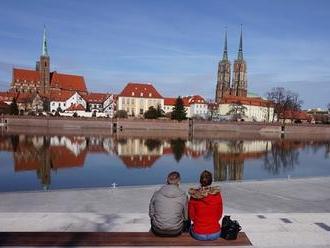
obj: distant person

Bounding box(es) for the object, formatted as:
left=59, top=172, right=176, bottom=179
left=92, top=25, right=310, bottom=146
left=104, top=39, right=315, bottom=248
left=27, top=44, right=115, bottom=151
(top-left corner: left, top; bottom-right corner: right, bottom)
left=188, top=170, right=223, bottom=240
left=149, top=171, right=189, bottom=236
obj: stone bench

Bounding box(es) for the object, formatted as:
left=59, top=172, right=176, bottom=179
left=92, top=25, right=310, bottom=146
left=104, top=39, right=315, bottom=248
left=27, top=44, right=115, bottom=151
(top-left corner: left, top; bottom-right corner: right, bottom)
left=0, top=232, right=252, bottom=246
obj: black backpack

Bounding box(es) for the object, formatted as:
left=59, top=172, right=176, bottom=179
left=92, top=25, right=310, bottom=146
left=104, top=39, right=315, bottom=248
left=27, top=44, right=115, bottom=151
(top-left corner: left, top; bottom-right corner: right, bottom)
left=221, top=215, right=242, bottom=240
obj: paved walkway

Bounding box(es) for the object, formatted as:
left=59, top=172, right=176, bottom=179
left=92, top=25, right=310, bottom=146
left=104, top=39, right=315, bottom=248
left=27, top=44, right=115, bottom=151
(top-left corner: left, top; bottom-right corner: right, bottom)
left=0, top=177, right=330, bottom=247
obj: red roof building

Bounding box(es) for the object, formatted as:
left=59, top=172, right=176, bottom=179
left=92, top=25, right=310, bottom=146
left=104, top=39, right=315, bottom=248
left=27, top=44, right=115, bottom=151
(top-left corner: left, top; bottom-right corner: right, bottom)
left=119, top=82, right=163, bottom=99
left=10, top=28, right=87, bottom=97
left=84, top=92, right=109, bottom=104
left=220, top=95, right=272, bottom=108
left=11, top=69, right=87, bottom=95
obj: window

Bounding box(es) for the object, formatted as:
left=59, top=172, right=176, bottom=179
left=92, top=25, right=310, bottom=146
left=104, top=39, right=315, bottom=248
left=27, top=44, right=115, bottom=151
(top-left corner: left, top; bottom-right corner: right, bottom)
left=52, top=102, right=55, bottom=106
left=140, top=108, right=144, bottom=115
left=149, top=93, right=152, bottom=97
left=132, top=92, right=135, bottom=96
left=140, top=92, right=143, bottom=97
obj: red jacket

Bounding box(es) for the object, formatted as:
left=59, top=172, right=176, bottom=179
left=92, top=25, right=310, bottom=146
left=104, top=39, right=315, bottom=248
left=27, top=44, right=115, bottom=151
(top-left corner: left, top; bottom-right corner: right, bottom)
left=188, top=188, right=223, bottom=234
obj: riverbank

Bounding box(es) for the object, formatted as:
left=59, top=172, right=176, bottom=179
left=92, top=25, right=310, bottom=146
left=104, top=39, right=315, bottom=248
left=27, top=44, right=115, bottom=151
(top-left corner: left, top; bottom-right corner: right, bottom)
left=0, top=177, right=329, bottom=247
left=2, top=115, right=330, bottom=138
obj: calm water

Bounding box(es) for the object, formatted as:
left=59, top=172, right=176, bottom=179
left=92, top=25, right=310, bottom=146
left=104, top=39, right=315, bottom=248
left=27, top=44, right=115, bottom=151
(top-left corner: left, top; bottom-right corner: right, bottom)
left=0, top=133, right=329, bottom=192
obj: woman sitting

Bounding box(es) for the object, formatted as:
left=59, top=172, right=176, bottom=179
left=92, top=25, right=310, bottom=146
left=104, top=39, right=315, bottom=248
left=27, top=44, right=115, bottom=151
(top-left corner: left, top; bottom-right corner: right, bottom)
left=188, top=170, right=223, bottom=240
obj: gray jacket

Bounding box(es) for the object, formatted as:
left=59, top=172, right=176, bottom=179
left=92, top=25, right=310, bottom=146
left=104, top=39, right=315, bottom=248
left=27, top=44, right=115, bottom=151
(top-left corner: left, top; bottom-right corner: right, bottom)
left=149, top=184, right=188, bottom=231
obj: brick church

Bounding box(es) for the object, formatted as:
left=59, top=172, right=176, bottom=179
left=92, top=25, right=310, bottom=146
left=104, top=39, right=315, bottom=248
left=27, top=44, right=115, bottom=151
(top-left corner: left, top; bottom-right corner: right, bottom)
left=10, top=27, right=87, bottom=96
left=215, top=28, right=274, bottom=122
left=215, top=28, right=247, bottom=102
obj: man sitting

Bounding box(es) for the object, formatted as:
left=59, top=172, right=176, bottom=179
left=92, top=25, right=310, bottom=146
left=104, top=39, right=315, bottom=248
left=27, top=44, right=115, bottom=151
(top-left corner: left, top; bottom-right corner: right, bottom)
left=149, top=171, right=188, bottom=236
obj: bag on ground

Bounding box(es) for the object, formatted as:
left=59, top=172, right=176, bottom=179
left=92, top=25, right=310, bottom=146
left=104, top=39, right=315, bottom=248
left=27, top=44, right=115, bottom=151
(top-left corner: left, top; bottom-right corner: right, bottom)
left=221, top=215, right=241, bottom=240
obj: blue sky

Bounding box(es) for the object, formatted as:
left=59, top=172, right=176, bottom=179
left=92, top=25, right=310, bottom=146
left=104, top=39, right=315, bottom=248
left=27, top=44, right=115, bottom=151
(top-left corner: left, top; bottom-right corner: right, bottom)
left=0, top=0, right=329, bottom=108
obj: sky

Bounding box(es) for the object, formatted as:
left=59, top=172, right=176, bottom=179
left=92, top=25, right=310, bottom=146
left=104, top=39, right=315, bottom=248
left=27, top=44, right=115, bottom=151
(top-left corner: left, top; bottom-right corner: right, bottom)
left=0, top=0, right=329, bottom=109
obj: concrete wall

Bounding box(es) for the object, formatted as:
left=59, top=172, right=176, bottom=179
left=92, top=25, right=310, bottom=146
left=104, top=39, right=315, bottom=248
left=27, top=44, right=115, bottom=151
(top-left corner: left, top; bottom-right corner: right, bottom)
left=193, top=120, right=281, bottom=133
left=3, top=116, right=113, bottom=129
left=285, top=124, right=330, bottom=134
left=116, top=119, right=189, bottom=130
left=3, top=116, right=330, bottom=135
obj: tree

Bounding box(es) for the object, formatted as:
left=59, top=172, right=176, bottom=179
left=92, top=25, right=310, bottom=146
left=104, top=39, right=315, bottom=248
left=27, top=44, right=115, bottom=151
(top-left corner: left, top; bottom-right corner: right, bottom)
left=10, top=98, right=19, bottom=115
left=145, top=139, right=162, bottom=152
left=286, top=91, right=303, bottom=123
left=171, top=97, right=187, bottom=121
left=226, top=101, right=247, bottom=120
left=156, top=104, right=165, bottom=118
left=144, top=106, right=159, bottom=119
left=266, top=87, right=303, bottom=123
left=42, top=98, right=50, bottom=113
left=115, top=110, right=128, bottom=118
left=86, top=102, right=91, bottom=112
left=170, top=138, right=186, bottom=162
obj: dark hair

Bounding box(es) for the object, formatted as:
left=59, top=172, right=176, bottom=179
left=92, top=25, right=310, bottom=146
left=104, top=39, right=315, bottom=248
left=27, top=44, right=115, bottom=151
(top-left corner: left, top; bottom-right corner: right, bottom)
left=167, top=171, right=181, bottom=185
left=200, top=170, right=212, bottom=187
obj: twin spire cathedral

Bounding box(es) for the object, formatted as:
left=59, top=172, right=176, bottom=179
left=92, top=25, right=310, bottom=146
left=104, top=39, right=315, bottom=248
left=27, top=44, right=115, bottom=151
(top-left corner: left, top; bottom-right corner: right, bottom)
left=215, top=27, right=247, bottom=103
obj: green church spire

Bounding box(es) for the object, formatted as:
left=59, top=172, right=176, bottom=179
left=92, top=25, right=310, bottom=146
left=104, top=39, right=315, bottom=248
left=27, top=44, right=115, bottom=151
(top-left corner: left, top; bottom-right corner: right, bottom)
left=42, top=25, right=48, bottom=56
left=222, top=28, right=228, bottom=61
left=237, top=25, right=243, bottom=60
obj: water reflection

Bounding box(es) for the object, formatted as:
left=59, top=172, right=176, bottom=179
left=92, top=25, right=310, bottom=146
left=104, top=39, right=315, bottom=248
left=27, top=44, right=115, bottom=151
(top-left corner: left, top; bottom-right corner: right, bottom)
left=0, top=134, right=329, bottom=190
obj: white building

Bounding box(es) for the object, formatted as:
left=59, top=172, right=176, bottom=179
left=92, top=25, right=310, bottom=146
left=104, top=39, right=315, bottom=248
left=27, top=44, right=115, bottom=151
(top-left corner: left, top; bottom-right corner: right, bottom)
left=117, top=82, right=164, bottom=117
left=84, top=92, right=116, bottom=118
left=218, top=95, right=274, bottom=122
left=50, top=91, right=86, bottom=113
left=163, top=95, right=208, bottom=119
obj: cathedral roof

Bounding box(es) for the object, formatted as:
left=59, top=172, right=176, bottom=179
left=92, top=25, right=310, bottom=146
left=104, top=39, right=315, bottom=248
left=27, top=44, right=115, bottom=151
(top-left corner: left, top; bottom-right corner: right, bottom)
left=220, top=95, right=273, bottom=108
left=50, top=71, right=87, bottom=92
left=119, top=82, right=163, bottom=99
left=12, top=68, right=87, bottom=93
left=13, top=68, right=40, bottom=82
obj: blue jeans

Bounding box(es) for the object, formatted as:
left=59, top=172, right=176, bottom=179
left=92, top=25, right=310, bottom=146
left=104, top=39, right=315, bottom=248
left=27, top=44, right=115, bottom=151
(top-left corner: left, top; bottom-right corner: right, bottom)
left=190, top=227, right=221, bottom=241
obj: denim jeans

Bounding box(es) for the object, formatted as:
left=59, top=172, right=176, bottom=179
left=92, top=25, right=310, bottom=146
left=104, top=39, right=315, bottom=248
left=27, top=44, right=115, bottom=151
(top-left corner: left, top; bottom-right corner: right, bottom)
left=190, top=227, right=221, bottom=241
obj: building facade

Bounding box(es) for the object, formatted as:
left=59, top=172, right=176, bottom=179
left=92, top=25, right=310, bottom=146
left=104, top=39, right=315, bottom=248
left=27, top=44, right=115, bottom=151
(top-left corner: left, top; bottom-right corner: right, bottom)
left=117, top=83, right=164, bottom=117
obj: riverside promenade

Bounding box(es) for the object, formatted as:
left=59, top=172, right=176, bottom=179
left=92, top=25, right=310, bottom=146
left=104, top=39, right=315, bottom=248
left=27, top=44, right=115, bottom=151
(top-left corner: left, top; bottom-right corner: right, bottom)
left=0, top=177, right=329, bottom=247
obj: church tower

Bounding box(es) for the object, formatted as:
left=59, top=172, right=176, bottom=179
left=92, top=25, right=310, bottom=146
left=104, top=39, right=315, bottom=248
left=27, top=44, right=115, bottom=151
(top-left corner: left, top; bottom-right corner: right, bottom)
left=39, top=26, right=50, bottom=95
left=232, top=26, right=247, bottom=97
left=215, top=30, right=231, bottom=103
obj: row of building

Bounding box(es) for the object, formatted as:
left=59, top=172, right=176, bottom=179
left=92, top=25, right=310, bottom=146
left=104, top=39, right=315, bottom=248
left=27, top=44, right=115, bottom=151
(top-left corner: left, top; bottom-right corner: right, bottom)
left=0, top=27, right=275, bottom=121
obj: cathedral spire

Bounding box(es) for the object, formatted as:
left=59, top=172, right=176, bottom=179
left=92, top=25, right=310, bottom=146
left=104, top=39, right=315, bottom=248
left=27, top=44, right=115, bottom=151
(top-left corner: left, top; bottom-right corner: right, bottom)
left=42, top=25, right=48, bottom=56
left=222, top=28, right=228, bottom=61
left=237, top=25, right=243, bottom=60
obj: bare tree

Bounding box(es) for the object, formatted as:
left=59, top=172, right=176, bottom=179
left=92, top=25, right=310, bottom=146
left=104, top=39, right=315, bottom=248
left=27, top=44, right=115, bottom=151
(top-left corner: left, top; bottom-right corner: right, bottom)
left=266, top=87, right=303, bottom=123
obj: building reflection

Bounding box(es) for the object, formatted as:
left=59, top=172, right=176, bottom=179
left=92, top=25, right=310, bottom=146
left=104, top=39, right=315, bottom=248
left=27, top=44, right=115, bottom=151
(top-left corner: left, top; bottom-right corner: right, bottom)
left=1, top=134, right=330, bottom=188
left=213, top=140, right=271, bottom=181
